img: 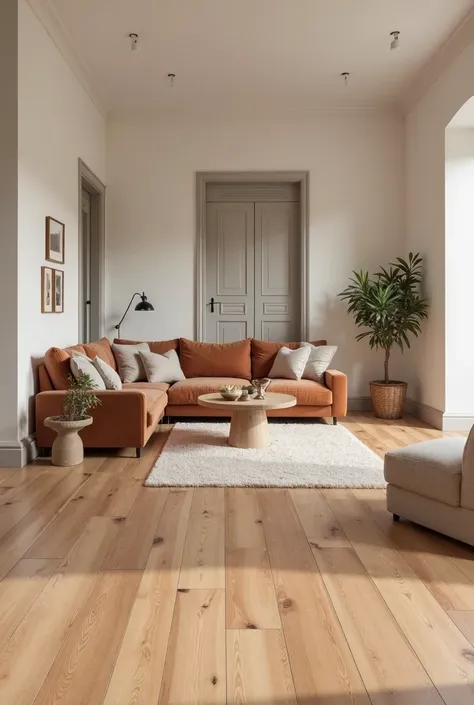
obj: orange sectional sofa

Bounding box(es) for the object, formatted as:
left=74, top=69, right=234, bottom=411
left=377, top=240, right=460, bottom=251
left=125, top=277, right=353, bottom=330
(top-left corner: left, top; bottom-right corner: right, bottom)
left=35, top=336, right=347, bottom=455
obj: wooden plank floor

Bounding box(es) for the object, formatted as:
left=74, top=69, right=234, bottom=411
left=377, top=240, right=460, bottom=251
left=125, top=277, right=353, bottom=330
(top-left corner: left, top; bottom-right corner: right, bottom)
left=0, top=413, right=472, bottom=704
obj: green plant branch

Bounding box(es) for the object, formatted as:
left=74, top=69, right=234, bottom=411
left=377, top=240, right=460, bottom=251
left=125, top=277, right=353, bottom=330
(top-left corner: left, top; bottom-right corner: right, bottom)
left=64, top=373, right=102, bottom=421
left=338, top=252, right=429, bottom=383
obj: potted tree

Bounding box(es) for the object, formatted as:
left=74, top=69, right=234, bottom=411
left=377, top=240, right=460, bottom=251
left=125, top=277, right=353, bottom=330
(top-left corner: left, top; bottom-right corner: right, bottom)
left=338, top=252, right=429, bottom=419
left=44, top=372, right=101, bottom=466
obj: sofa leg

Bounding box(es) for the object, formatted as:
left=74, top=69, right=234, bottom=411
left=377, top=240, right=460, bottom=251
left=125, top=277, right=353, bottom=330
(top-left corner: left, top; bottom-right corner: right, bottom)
left=136, top=447, right=142, bottom=459
left=393, top=513, right=400, bottom=522
left=332, top=417, right=337, bottom=426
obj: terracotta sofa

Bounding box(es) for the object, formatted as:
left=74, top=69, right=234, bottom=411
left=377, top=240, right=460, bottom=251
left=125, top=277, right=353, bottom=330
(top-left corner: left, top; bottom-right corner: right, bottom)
left=35, top=336, right=347, bottom=455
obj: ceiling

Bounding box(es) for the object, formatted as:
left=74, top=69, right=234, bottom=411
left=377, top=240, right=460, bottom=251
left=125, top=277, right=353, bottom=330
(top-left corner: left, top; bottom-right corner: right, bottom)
left=49, top=0, right=474, bottom=116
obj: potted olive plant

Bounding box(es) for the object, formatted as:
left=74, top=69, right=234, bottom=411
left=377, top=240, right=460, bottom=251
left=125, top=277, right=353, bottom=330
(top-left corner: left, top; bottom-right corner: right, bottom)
left=338, top=253, right=429, bottom=419
left=44, top=372, right=101, bottom=466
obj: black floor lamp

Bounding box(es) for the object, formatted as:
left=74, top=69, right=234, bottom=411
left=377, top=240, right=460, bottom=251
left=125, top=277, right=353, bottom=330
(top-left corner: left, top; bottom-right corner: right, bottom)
left=115, top=292, right=154, bottom=338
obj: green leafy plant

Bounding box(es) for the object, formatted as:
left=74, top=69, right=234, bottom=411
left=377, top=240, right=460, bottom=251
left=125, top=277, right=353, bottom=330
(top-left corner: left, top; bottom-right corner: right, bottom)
left=338, top=253, right=429, bottom=384
left=63, top=373, right=102, bottom=421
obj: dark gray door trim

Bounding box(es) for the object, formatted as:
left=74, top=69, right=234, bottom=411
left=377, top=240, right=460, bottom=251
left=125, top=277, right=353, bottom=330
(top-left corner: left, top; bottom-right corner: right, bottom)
left=196, top=171, right=310, bottom=342
left=78, top=159, right=106, bottom=342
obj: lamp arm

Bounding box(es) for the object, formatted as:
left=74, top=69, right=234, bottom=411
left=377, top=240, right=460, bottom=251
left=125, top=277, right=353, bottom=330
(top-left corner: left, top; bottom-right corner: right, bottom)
left=115, top=292, right=141, bottom=337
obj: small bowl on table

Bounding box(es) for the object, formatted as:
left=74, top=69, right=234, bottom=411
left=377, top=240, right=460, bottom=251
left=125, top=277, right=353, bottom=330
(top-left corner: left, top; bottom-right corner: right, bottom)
left=220, top=389, right=242, bottom=401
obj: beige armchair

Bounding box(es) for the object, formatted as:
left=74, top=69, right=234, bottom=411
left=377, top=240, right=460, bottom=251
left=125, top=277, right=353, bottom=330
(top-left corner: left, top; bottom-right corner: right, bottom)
left=384, top=427, right=474, bottom=546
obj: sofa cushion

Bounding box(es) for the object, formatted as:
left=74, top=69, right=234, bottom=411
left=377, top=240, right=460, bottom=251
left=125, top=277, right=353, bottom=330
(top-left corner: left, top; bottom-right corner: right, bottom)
left=268, top=379, right=332, bottom=405
left=251, top=339, right=327, bottom=379
left=70, top=353, right=106, bottom=390
left=83, top=338, right=117, bottom=370
left=269, top=346, right=311, bottom=380
left=114, top=338, right=179, bottom=355
left=179, top=338, right=251, bottom=379
left=139, top=349, right=185, bottom=384
left=384, top=438, right=465, bottom=507
left=142, top=389, right=168, bottom=427
left=44, top=344, right=87, bottom=390
left=112, top=342, right=150, bottom=383
left=123, top=381, right=170, bottom=393
left=301, top=343, right=338, bottom=383
left=168, top=377, right=250, bottom=405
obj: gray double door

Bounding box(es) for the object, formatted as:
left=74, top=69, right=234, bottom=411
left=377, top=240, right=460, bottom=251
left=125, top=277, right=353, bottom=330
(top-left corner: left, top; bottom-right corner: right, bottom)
left=205, top=188, right=301, bottom=343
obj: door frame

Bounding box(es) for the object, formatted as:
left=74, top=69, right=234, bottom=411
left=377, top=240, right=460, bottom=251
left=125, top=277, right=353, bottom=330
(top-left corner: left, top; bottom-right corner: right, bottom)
left=78, top=159, right=106, bottom=343
left=196, top=170, right=310, bottom=341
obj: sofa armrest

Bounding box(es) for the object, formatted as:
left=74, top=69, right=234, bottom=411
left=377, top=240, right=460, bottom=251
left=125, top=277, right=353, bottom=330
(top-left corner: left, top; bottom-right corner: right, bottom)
left=35, top=390, right=149, bottom=448
left=461, top=427, right=474, bottom=510
left=325, top=369, right=347, bottom=418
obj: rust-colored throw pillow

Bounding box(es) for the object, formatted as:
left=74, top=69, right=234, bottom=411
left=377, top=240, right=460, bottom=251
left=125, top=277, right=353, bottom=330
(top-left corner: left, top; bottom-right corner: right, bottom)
left=179, top=338, right=251, bottom=379
left=113, top=338, right=179, bottom=355
left=83, top=337, right=116, bottom=370
left=251, top=339, right=327, bottom=379
left=44, top=344, right=87, bottom=390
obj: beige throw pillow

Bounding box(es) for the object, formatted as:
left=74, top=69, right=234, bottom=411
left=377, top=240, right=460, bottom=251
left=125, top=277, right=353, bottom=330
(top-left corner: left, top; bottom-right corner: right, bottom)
left=139, top=349, right=185, bottom=384
left=70, top=353, right=106, bottom=390
left=92, top=356, right=122, bottom=390
left=112, top=342, right=150, bottom=383
left=300, top=343, right=338, bottom=383
left=268, top=345, right=311, bottom=380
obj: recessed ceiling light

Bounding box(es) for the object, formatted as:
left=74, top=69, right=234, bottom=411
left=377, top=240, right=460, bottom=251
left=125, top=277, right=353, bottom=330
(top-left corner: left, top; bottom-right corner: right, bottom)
left=390, top=31, right=400, bottom=51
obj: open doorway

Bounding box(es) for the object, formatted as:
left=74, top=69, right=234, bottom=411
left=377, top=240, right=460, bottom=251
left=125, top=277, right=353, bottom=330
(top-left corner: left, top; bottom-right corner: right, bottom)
left=78, top=159, right=105, bottom=343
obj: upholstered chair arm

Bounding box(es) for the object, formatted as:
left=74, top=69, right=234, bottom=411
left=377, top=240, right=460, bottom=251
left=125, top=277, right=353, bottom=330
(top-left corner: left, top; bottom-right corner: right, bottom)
left=461, top=426, right=474, bottom=510
left=325, top=369, right=348, bottom=418
left=35, top=390, right=149, bottom=448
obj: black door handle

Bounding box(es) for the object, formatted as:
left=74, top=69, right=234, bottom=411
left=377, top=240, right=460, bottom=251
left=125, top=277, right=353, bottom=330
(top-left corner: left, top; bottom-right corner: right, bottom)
left=207, top=297, right=221, bottom=313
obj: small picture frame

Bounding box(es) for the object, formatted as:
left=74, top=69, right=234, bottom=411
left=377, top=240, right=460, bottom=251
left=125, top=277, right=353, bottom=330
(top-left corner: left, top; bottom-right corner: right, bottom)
left=45, top=216, right=65, bottom=264
left=53, top=269, right=64, bottom=313
left=41, top=266, right=54, bottom=313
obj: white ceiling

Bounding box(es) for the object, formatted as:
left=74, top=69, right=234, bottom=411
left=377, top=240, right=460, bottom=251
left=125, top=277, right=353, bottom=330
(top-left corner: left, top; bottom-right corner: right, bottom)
left=49, top=0, right=474, bottom=116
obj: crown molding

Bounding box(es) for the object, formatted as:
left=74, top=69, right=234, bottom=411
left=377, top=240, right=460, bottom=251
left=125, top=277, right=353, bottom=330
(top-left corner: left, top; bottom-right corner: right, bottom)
left=400, top=8, right=474, bottom=114
left=26, top=0, right=106, bottom=117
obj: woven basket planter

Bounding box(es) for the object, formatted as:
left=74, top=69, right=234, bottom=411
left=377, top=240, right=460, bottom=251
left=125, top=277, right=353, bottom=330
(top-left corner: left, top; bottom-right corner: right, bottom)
left=369, top=381, right=407, bottom=420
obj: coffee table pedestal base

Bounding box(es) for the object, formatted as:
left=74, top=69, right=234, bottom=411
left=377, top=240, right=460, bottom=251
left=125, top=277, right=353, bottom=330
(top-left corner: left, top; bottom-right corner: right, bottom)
left=228, top=408, right=270, bottom=449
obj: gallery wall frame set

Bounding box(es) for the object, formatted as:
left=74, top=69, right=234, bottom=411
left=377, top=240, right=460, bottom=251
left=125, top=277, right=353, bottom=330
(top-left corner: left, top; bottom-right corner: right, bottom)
left=45, top=216, right=65, bottom=264
left=41, top=267, right=64, bottom=313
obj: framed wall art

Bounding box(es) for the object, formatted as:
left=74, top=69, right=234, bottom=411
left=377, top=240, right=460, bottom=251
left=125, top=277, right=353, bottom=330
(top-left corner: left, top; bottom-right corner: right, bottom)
left=41, top=266, right=54, bottom=313
left=53, top=269, right=64, bottom=313
left=45, top=216, right=65, bottom=264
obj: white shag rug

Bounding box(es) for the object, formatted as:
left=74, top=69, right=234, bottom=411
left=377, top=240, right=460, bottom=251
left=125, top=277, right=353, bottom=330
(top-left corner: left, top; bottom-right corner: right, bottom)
left=145, top=422, right=385, bottom=488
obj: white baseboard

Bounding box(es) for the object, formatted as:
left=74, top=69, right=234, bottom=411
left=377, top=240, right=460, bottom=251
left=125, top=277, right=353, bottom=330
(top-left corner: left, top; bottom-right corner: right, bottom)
left=405, top=399, right=444, bottom=430
left=0, top=434, right=37, bottom=468
left=442, top=413, right=474, bottom=432
left=347, top=397, right=372, bottom=412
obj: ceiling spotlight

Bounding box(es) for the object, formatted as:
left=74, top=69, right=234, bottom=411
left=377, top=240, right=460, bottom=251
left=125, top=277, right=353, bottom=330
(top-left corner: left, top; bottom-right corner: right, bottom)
left=167, top=73, right=176, bottom=88
left=390, top=31, right=400, bottom=50
left=129, top=33, right=139, bottom=51
left=341, top=72, right=350, bottom=87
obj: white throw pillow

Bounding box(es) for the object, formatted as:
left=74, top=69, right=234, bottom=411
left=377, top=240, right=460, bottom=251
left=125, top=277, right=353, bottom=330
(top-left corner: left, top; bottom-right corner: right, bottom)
left=92, top=356, right=122, bottom=390
left=111, top=342, right=150, bottom=383
left=300, top=343, right=338, bottom=383
left=139, top=349, right=186, bottom=384
left=70, top=353, right=106, bottom=390
left=268, top=346, right=311, bottom=380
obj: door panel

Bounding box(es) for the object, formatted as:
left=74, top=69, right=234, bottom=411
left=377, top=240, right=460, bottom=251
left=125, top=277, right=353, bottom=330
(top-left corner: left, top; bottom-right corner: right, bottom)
left=205, top=202, right=255, bottom=342
left=81, top=190, right=92, bottom=343
left=255, top=202, right=300, bottom=342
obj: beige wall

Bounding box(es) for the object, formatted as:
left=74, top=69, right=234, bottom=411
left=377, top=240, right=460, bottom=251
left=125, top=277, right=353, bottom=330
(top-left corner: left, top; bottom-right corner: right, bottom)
left=106, top=111, right=405, bottom=399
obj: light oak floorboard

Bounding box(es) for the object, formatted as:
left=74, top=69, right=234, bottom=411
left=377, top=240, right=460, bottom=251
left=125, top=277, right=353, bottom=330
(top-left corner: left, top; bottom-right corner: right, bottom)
left=103, top=489, right=193, bottom=705
left=449, top=611, right=474, bottom=646
left=227, top=629, right=296, bottom=704
left=0, top=558, right=60, bottom=651
left=0, top=517, right=118, bottom=705
left=33, top=569, right=141, bottom=705
left=158, top=589, right=226, bottom=705
left=291, top=487, right=350, bottom=548
left=103, top=487, right=169, bottom=570
left=226, top=546, right=281, bottom=629
left=178, top=488, right=225, bottom=589
left=259, top=489, right=371, bottom=704
left=324, top=489, right=474, bottom=705
left=226, top=487, right=266, bottom=550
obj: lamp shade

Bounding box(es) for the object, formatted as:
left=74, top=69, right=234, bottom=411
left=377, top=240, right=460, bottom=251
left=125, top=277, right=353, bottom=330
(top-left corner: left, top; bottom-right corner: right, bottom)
left=135, top=293, right=154, bottom=311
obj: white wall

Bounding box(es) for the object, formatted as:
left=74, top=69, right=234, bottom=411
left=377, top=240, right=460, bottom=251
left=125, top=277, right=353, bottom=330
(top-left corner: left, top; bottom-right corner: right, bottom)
left=17, top=0, right=106, bottom=440
left=405, top=38, right=474, bottom=418
left=106, top=112, right=405, bottom=398
left=0, top=0, right=19, bottom=443
left=445, top=127, right=474, bottom=414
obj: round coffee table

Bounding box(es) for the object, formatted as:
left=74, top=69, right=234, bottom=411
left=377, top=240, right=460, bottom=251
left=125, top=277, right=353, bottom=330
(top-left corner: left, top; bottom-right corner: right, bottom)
left=197, top=392, right=296, bottom=449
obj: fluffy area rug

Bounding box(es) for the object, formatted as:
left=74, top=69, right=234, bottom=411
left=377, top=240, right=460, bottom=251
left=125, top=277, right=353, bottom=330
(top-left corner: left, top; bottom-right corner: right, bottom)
left=145, top=422, right=385, bottom=488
